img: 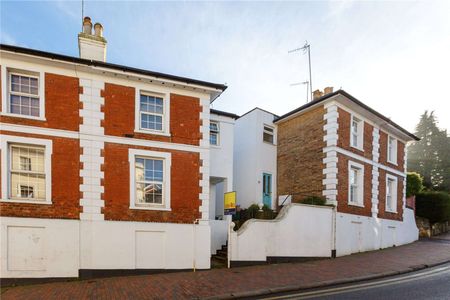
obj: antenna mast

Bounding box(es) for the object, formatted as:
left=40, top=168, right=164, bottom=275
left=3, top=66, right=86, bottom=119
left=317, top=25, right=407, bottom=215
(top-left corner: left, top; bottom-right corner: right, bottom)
left=81, top=0, right=84, bottom=29
left=289, top=41, right=313, bottom=102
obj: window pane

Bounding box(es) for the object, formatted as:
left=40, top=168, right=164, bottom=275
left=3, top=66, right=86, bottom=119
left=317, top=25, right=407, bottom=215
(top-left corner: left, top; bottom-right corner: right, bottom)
left=11, top=74, right=20, bottom=84
left=10, top=94, right=40, bottom=117
left=10, top=173, right=46, bottom=200
left=263, top=132, right=274, bottom=144
left=352, top=133, right=358, bottom=147
left=210, top=122, right=219, bottom=132
left=210, top=133, right=218, bottom=145
left=10, top=103, right=20, bottom=114
left=136, top=183, right=163, bottom=204
left=140, top=94, right=163, bottom=114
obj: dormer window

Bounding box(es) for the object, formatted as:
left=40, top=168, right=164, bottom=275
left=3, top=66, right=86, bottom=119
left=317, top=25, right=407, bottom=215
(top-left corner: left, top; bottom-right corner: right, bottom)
left=350, top=115, right=363, bottom=150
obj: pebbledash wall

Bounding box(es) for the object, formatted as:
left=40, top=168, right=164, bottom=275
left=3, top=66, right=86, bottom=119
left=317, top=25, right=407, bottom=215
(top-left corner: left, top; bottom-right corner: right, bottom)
left=0, top=48, right=224, bottom=278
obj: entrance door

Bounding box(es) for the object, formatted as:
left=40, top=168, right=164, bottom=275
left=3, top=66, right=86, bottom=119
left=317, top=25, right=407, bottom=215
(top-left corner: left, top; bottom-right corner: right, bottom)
left=262, top=173, right=272, bottom=208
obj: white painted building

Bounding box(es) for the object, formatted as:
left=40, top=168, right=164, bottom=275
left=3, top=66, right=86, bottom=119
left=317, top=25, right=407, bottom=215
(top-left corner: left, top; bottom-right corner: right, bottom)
left=233, top=108, right=278, bottom=210
left=209, top=109, right=238, bottom=220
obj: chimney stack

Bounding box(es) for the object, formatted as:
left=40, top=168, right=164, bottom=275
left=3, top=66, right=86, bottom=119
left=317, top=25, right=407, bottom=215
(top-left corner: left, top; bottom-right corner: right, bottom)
left=78, top=16, right=107, bottom=62
left=324, top=86, right=334, bottom=95
left=313, top=89, right=323, bottom=100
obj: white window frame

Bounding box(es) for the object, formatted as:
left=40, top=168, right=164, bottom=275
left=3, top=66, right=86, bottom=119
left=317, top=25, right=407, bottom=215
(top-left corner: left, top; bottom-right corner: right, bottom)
left=385, top=174, right=398, bottom=213
left=128, top=149, right=171, bottom=211
left=350, top=115, right=364, bottom=151
left=348, top=161, right=364, bottom=207
left=1, top=65, right=46, bottom=121
left=134, top=89, right=170, bottom=136
left=1, top=135, right=52, bottom=204
left=387, top=135, right=398, bottom=165
left=210, top=120, right=220, bottom=146
left=263, top=124, right=275, bottom=144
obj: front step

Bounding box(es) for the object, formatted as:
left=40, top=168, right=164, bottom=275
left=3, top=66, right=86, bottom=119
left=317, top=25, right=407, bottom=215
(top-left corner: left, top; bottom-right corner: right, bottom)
left=211, top=242, right=228, bottom=268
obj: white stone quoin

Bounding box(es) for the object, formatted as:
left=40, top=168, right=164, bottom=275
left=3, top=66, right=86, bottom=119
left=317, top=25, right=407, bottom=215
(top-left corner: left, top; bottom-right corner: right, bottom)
left=79, top=78, right=105, bottom=221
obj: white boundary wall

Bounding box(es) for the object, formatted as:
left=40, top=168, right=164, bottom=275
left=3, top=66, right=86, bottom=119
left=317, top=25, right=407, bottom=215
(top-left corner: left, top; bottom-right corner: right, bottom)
left=229, top=204, right=334, bottom=262
left=1, top=217, right=211, bottom=278
left=335, top=209, right=419, bottom=256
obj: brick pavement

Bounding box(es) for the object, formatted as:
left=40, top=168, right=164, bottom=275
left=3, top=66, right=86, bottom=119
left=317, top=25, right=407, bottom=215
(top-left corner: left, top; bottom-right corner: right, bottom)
left=2, top=236, right=450, bottom=300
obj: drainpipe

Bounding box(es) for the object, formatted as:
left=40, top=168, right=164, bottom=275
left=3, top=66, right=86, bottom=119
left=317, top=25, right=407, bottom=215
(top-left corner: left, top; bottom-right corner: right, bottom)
left=332, top=207, right=337, bottom=258
left=193, top=218, right=200, bottom=272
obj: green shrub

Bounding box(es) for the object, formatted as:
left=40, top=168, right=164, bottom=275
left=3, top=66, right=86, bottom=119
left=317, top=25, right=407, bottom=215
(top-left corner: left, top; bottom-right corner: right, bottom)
left=406, top=172, right=424, bottom=197
left=415, top=191, right=450, bottom=224
left=299, top=195, right=327, bottom=206
left=232, top=203, right=277, bottom=230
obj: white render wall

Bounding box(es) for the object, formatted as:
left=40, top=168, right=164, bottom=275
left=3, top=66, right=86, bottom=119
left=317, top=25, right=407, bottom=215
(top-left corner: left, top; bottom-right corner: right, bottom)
left=80, top=220, right=211, bottom=270
left=0, top=217, right=80, bottom=278
left=210, top=113, right=235, bottom=183
left=233, top=109, right=277, bottom=209
left=335, top=209, right=419, bottom=256
left=229, top=204, right=334, bottom=262
left=1, top=217, right=211, bottom=278
left=209, top=112, right=235, bottom=219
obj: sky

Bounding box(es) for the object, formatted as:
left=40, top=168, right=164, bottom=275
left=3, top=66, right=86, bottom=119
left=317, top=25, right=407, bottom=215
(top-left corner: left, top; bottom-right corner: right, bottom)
left=1, top=0, right=449, bottom=133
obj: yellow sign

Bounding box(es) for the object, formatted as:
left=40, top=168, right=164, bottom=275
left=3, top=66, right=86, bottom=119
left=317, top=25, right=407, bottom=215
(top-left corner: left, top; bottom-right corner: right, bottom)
left=224, top=191, right=236, bottom=215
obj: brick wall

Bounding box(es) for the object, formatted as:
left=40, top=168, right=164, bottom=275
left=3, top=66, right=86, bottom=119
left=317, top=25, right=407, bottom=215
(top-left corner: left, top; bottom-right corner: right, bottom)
left=103, top=143, right=201, bottom=223
left=337, top=107, right=373, bottom=160
left=277, top=106, right=326, bottom=202
left=378, top=130, right=405, bottom=172
left=0, top=73, right=80, bottom=131
left=103, top=83, right=201, bottom=146
left=0, top=131, right=80, bottom=219
left=377, top=169, right=404, bottom=221
left=336, top=154, right=373, bottom=217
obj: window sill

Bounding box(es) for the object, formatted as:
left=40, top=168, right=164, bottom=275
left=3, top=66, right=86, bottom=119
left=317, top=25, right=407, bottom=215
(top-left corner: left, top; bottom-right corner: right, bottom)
left=210, top=144, right=221, bottom=148
left=0, top=112, right=46, bottom=121
left=263, top=141, right=276, bottom=146
left=134, top=128, right=171, bottom=137
left=386, top=209, right=397, bottom=214
left=350, top=145, right=364, bottom=152
left=348, top=202, right=364, bottom=208
left=129, top=205, right=172, bottom=211
left=1, top=198, right=52, bottom=205
left=387, top=160, right=398, bottom=166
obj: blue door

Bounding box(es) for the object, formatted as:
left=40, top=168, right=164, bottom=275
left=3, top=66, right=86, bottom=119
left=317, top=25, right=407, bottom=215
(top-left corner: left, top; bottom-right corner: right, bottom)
left=263, top=173, right=272, bottom=208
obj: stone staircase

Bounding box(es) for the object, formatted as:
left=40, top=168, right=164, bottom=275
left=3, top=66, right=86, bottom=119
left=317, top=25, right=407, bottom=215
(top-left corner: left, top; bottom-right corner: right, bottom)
left=211, top=243, right=228, bottom=268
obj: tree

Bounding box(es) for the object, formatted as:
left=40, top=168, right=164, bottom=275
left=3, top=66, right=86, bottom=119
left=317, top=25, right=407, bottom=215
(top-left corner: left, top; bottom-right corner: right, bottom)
left=408, top=111, right=450, bottom=191
left=406, top=172, right=423, bottom=197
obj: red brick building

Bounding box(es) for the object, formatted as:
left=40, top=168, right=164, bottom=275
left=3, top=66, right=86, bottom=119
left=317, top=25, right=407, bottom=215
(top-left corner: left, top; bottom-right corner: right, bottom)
left=275, top=89, right=419, bottom=255
left=0, top=17, right=226, bottom=279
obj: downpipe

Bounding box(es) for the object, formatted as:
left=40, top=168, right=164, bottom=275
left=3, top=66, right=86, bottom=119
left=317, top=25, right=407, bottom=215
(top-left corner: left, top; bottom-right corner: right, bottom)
left=193, top=218, right=200, bottom=272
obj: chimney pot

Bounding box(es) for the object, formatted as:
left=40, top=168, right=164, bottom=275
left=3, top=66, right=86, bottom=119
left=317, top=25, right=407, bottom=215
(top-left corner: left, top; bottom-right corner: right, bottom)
left=78, top=17, right=107, bottom=62
left=313, top=89, right=324, bottom=100
left=94, top=23, right=103, bottom=37
left=324, top=87, right=334, bottom=95
left=82, top=16, right=92, bottom=35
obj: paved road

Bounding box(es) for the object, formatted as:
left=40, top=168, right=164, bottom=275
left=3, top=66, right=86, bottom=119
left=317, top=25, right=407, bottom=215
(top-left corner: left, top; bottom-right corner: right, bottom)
left=260, top=262, right=450, bottom=300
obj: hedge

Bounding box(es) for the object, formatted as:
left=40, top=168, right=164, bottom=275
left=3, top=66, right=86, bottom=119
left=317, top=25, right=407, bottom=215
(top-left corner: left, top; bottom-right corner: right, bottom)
left=415, top=191, right=450, bottom=224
